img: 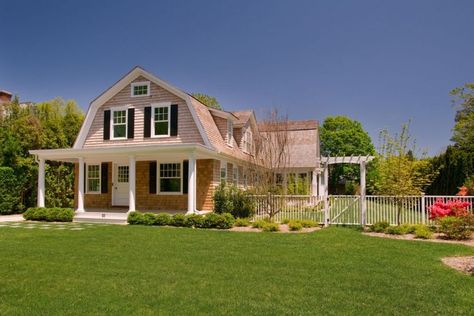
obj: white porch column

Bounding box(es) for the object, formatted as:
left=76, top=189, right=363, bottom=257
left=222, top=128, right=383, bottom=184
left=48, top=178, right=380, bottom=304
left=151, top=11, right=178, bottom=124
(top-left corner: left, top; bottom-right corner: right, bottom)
left=77, top=157, right=85, bottom=212
left=323, top=163, right=329, bottom=227
left=187, top=152, right=197, bottom=214
left=360, top=161, right=367, bottom=226
left=129, top=155, right=136, bottom=213
left=311, top=169, right=318, bottom=197
left=37, top=158, right=45, bottom=208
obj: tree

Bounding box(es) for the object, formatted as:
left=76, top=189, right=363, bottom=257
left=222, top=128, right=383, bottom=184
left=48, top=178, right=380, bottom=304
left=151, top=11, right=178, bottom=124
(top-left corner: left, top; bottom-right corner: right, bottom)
left=248, top=109, right=291, bottom=220
left=191, top=93, right=222, bottom=110
left=372, top=123, right=437, bottom=224
left=451, top=83, right=474, bottom=151
left=320, top=116, right=375, bottom=194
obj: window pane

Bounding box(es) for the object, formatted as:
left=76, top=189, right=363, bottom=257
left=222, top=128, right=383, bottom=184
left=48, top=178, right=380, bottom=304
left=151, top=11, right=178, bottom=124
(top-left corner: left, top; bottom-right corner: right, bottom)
left=160, top=178, right=180, bottom=192
left=133, top=85, right=148, bottom=96
left=113, top=110, right=126, bottom=124
left=155, top=121, right=168, bottom=135
left=88, top=179, right=99, bottom=192
left=118, top=166, right=129, bottom=183
left=114, top=125, right=126, bottom=138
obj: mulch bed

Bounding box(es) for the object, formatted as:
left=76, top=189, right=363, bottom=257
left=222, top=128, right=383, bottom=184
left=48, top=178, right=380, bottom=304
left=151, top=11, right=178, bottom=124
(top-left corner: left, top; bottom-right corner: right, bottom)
left=442, top=256, right=474, bottom=275
left=363, top=231, right=474, bottom=247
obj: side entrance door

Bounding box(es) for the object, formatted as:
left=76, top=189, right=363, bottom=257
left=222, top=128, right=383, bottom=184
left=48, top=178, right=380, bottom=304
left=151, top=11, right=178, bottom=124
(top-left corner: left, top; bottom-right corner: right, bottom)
left=113, top=164, right=129, bottom=206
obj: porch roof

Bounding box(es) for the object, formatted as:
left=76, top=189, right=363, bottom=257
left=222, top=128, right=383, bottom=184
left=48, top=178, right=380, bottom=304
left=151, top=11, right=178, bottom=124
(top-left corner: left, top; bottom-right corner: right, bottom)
left=29, top=143, right=218, bottom=163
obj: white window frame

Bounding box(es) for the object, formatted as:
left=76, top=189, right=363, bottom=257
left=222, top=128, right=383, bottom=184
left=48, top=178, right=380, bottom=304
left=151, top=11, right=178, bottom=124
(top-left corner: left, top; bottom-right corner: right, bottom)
left=220, top=160, right=227, bottom=184
left=131, top=81, right=151, bottom=97
left=151, top=102, right=171, bottom=138
left=86, top=164, right=101, bottom=194
left=233, top=165, right=238, bottom=184
left=157, top=161, right=183, bottom=195
left=226, top=120, right=233, bottom=146
left=110, top=106, right=128, bottom=140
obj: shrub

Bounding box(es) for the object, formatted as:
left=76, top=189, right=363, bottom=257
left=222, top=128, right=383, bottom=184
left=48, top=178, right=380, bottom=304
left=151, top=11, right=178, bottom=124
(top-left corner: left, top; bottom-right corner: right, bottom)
left=371, top=221, right=390, bottom=233
left=414, top=225, right=433, bottom=239
left=288, top=220, right=303, bottom=231
left=185, top=214, right=204, bottom=228
left=0, top=167, right=22, bottom=215
left=385, top=226, right=403, bottom=235
left=143, top=213, right=157, bottom=225
left=428, top=198, right=471, bottom=219
left=300, top=219, right=317, bottom=228
left=155, top=213, right=172, bottom=226
left=172, top=214, right=187, bottom=227
left=23, top=207, right=74, bottom=222
left=397, top=224, right=413, bottom=234
left=438, top=215, right=473, bottom=240
left=252, top=219, right=268, bottom=229
left=262, top=222, right=280, bottom=232
left=203, top=212, right=235, bottom=229
left=213, top=184, right=256, bottom=218
left=281, top=218, right=291, bottom=224
left=234, top=218, right=250, bottom=227
left=127, top=212, right=145, bottom=225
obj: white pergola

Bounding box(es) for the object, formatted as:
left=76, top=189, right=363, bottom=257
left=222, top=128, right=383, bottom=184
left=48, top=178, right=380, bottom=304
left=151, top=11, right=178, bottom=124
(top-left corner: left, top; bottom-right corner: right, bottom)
left=319, top=155, right=375, bottom=226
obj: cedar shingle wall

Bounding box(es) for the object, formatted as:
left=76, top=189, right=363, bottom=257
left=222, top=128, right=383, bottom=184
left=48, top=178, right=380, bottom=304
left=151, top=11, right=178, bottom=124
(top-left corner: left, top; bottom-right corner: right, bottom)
left=83, top=76, right=204, bottom=147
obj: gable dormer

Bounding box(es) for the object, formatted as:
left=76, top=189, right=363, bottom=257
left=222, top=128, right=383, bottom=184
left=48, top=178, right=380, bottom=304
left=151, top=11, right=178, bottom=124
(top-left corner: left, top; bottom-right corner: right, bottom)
left=208, top=108, right=238, bottom=147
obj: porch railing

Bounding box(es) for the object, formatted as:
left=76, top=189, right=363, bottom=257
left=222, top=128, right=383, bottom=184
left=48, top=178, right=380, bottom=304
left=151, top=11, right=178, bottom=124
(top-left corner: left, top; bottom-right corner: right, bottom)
left=251, top=194, right=474, bottom=226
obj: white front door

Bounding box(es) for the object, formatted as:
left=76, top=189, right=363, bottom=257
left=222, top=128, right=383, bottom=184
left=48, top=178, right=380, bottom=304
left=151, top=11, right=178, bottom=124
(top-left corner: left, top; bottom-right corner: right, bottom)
left=113, top=164, right=129, bottom=206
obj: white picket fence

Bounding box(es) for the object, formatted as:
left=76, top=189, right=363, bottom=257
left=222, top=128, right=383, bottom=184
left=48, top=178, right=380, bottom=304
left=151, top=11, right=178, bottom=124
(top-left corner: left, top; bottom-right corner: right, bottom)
left=252, top=194, right=474, bottom=226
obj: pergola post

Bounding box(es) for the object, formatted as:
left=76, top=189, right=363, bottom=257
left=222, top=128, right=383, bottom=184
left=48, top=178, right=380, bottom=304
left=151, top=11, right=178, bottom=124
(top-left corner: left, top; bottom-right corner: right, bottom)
left=323, top=163, right=329, bottom=227
left=187, top=152, right=196, bottom=214
left=37, top=158, right=45, bottom=208
left=77, top=157, right=85, bottom=212
left=129, top=155, right=136, bottom=213
left=360, top=161, right=366, bottom=226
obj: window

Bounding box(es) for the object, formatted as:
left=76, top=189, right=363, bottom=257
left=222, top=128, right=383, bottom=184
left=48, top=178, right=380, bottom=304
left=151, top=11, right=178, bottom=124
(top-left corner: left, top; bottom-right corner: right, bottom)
left=226, top=120, right=233, bottom=146
left=242, top=128, right=253, bottom=154
left=112, top=109, right=127, bottom=139
left=243, top=173, right=248, bottom=188
left=117, top=166, right=129, bottom=183
left=233, top=165, right=238, bottom=184
left=152, top=104, right=170, bottom=137
left=87, top=164, right=101, bottom=193
left=159, top=163, right=181, bottom=193
left=131, top=81, right=150, bottom=97
left=220, top=161, right=227, bottom=184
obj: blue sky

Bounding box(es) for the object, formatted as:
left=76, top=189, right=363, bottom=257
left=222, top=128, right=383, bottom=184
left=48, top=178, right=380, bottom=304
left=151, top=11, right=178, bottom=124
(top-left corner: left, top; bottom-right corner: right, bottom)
left=1, top=0, right=473, bottom=155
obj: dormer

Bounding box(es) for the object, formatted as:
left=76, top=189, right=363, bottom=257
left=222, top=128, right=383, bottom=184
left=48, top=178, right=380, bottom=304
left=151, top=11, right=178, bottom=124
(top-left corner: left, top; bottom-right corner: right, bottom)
left=208, top=108, right=238, bottom=147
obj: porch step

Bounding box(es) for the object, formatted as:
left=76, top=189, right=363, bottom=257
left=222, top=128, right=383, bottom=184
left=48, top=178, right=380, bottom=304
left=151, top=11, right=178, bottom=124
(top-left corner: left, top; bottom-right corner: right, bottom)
left=73, top=212, right=128, bottom=225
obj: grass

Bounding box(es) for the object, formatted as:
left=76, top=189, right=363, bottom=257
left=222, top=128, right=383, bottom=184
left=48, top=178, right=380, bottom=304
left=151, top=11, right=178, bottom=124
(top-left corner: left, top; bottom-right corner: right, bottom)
left=0, top=225, right=473, bottom=315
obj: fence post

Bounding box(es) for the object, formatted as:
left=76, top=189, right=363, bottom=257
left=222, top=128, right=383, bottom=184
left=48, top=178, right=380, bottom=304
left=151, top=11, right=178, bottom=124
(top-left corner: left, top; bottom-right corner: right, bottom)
left=421, top=193, right=426, bottom=224
left=360, top=161, right=367, bottom=226
left=323, top=163, right=329, bottom=227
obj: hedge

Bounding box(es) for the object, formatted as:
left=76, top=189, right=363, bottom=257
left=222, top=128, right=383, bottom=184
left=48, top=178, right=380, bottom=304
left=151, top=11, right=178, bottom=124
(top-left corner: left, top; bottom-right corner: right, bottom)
left=23, top=207, right=75, bottom=222
left=0, top=167, right=22, bottom=215
left=127, top=212, right=235, bottom=229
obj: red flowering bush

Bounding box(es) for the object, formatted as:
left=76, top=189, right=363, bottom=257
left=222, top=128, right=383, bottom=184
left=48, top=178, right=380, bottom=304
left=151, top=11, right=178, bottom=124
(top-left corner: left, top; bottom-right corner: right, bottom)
left=428, top=198, right=473, bottom=240
left=428, top=198, right=471, bottom=219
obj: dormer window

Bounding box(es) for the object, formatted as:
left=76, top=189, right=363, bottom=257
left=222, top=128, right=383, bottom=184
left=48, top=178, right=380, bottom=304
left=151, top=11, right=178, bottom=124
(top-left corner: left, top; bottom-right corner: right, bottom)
left=226, top=120, right=233, bottom=146
left=242, top=128, right=253, bottom=154
left=131, top=81, right=150, bottom=97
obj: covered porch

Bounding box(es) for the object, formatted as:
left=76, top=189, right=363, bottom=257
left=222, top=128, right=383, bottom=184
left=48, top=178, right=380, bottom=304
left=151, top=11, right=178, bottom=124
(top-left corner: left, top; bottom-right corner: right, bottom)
left=30, top=144, right=220, bottom=216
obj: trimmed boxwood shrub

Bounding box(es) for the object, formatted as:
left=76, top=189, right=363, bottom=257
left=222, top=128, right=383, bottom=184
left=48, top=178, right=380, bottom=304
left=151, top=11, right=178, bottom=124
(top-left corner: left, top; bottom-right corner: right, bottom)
left=185, top=214, right=204, bottom=228
left=414, top=225, right=433, bottom=239
left=155, top=213, right=172, bottom=226
left=234, top=218, right=250, bottom=227
left=262, top=222, right=280, bottom=232
left=172, top=214, right=187, bottom=227
left=203, top=212, right=235, bottom=229
left=127, top=212, right=235, bottom=230
left=288, top=220, right=303, bottom=231
left=127, top=212, right=145, bottom=225
left=385, top=226, right=404, bottom=235
left=23, top=207, right=74, bottom=222
left=143, top=213, right=157, bottom=225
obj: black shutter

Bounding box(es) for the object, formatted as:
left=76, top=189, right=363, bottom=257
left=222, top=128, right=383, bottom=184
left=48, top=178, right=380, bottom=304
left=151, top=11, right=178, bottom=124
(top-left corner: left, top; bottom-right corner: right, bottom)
left=103, top=110, right=111, bottom=140
left=127, top=108, right=135, bottom=139
left=182, top=160, right=189, bottom=194
left=149, top=161, right=157, bottom=194
left=101, top=162, right=108, bottom=194
left=170, top=104, right=178, bottom=136
left=144, top=107, right=151, bottom=138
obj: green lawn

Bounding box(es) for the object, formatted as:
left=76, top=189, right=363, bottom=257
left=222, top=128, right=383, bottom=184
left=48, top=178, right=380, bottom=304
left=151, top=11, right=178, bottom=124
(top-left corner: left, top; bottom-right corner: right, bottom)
left=0, top=224, right=473, bottom=315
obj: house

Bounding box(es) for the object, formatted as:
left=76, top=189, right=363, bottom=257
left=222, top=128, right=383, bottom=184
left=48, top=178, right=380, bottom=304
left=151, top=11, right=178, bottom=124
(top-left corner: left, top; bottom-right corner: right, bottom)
left=30, top=67, right=321, bottom=216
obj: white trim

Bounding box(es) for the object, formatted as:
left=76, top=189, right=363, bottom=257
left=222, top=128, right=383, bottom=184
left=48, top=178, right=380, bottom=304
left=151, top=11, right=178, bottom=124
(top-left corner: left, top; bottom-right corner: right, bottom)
left=226, top=120, right=233, bottom=147
left=110, top=106, right=128, bottom=140
left=130, top=81, right=150, bottom=97
left=232, top=164, right=238, bottom=184
left=74, top=67, right=212, bottom=149
left=157, top=161, right=183, bottom=195
left=86, top=163, right=101, bottom=194
left=208, top=107, right=239, bottom=121
left=151, top=102, right=171, bottom=138
left=220, top=160, right=227, bottom=184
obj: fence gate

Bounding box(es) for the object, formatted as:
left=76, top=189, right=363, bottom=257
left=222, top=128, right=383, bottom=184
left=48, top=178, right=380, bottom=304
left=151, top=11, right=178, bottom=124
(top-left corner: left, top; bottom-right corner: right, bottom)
left=327, top=195, right=361, bottom=225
